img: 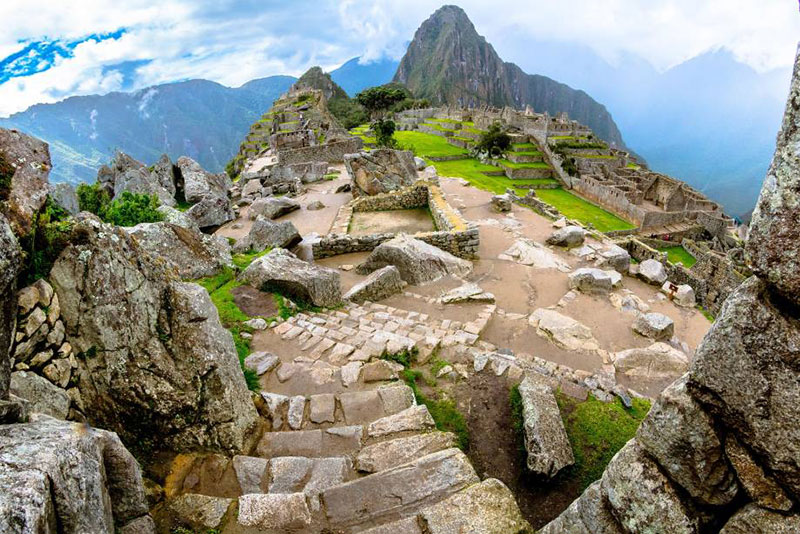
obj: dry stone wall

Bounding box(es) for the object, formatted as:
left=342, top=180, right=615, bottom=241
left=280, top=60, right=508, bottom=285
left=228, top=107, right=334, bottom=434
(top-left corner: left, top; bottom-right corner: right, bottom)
left=277, top=138, right=363, bottom=165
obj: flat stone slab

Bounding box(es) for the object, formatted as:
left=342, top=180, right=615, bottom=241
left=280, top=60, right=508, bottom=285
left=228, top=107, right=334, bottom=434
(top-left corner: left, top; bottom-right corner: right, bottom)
left=357, top=432, right=457, bottom=473
left=322, top=448, right=479, bottom=527
left=568, top=268, right=622, bottom=294
left=360, top=516, right=424, bottom=534
left=238, top=493, right=311, bottom=530
left=368, top=405, right=436, bottom=438
left=518, top=376, right=574, bottom=478
left=339, top=390, right=385, bottom=425
left=232, top=455, right=267, bottom=494
left=309, top=393, right=336, bottom=424
left=256, top=426, right=363, bottom=458
left=168, top=493, right=233, bottom=529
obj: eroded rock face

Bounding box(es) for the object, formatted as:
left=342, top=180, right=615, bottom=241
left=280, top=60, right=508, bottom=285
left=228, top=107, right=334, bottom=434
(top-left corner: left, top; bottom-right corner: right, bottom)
left=746, top=45, right=800, bottom=308
left=719, top=504, right=800, bottom=534
left=186, top=194, right=234, bottom=231
left=0, top=416, right=153, bottom=533
left=49, top=217, right=259, bottom=453
left=126, top=222, right=233, bottom=279
left=240, top=248, right=341, bottom=307
left=357, top=235, right=472, bottom=285
left=0, top=128, right=51, bottom=236
left=345, top=149, right=418, bottom=197
left=49, top=182, right=80, bottom=215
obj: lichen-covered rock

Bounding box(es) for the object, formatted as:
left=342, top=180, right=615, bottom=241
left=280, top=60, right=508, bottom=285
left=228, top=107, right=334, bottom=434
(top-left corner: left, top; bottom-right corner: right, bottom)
left=357, top=235, right=472, bottom=285
left=343, top=265, right=404, bottom=303
left=177, top=156, right=231, bottom=204
left=49, top=182, right=80, bottom=215
left=126, top=222, right=233, bottom=279
left=156, top=205, right=199, bottom=231
left=568, top=267, right=622, bottom=294
left=0, top=213, right=21, bottom=405
left=240, top=248, right=341, bottom=307
left=637, top=258, right=668, bottom=285
left=601, top=441, right=703, bottom=534
left=167, top=493, right=233, bottom=530
left=491, top=193, right=512, bottom=212
left=746, top=45, right=800, bottom=308
left=232, top=216, right=301, bottom=253
left=345, top=148, right=418, bottom=197
left=632, top=312, right=674, bottom=340
left=0, top=128, right=51, bottom=236
left=546, top=225, right=585, bottom=248
left=10, top=371, right=70, bottom=419
left=49, top=217, right=259, bottom=453
left=720, top=504, right=800, bottom=534
left=248, top=196, right=301, bottom=220
left=612, top=342, right=689, bottom=379
left=724, top=434, right=793, bottom=511
left=529, top=308, right=599, bottom=352
left=238, top=493, right=311, bottom=530
left=689, top=276, right=800, bottom=499
left=0, top=416, right=152, bottom=533
left=636, top=375, right=737, bottom=505
left=538, top=481, right=626, bottom=534
left=518, top=375, right=574, bottom=478
left=185, top=194, right=234, bottom=230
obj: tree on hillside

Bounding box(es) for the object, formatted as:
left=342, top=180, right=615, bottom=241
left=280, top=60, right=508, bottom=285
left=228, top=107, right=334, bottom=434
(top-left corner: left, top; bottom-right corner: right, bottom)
left=372, top=118, right=397, bottom=148
left=473, top=123, right=511, bottom=158
left=355, top=86, right=407, bottom=119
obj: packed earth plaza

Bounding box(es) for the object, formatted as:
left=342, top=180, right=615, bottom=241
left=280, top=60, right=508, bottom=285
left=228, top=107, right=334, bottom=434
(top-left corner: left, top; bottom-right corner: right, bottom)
left=1, top=10, right=800, bottom=534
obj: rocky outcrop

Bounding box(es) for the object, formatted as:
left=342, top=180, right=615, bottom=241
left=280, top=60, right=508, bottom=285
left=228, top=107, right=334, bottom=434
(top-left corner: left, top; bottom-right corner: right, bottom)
left=343, top=265, right=405, bottom=304
left=48, top=216, right=259, bottom=453
left=357, top=235, right=472, bottom=285
left=185, top=194, right=234, bottom=230
left=0, top=128, right=51, bottom=235
left=10, top=371, right=70, bottom=419
left=240, top=248, right=341, bottom=307
left=0, top=214, right=21, bottom=410
left=345, top=149, right=419, bottom=197
left=232, top=216, right=301, bottom=253
left=98, top=151, right=176, bottom=207
left=177, top=156, right=231, bottom=204
left=49, top=182, right=80, bottom=214
left=0, top=415, right=153, bottom=533
left=540, top=44, right=800, bottom=534
left=518, top=375, right=574, bottom=478
left=126, top=222, right=233, bottom=279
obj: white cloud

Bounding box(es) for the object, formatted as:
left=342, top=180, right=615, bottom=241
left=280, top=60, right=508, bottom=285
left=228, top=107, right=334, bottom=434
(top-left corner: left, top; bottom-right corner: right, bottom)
left=0, top=0, right=797, bottom=116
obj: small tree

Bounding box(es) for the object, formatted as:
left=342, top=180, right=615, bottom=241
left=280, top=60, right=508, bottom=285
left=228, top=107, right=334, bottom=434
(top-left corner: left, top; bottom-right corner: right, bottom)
left=373, top=118, right=397, bottom=148
left=473, top=123, right=511, bottom=158
left=355, top=86, right=406, bottom=120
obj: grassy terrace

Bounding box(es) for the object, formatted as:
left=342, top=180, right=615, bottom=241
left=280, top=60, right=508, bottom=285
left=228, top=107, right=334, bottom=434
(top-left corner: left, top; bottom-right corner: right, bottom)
left=658, top=246, right=697, bottom=268
left=512, top=142, right=536, bottom=150
left=536, top=189, right=637, bottom=232
left=498, top=159, right=550, bottom=169
left=573, top=154, right=615, bottom=159
left=511, top=150, right=543, bottom=157
left=394, top=130, right=468, bottom=158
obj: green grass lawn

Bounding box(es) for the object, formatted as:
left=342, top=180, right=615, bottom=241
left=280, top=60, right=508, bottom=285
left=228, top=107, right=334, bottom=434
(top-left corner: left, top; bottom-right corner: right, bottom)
left=511, top=142, right=536, bottom=150
left=510, top=150, right=543, bottom=157
left=394, top=130, right=468, bottom=158
left=626, top=162, right=641, bottom=169
left=535, top=188, right=637, bottom=232
left=428, top=118, right=462, bottom=124
left=425, top=158, right=554, bottom=194
left=498, top=159, right=550, bottom=169
left=658, top=246, right=697, bottom=268
left=573, top=154, right=615, bottom=159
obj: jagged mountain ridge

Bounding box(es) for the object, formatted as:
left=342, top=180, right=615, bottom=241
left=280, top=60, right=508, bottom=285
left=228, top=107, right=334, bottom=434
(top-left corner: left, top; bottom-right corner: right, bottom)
left=394, top=5, right=628, bottom=150
left=0, top=76, right=296, bottom=185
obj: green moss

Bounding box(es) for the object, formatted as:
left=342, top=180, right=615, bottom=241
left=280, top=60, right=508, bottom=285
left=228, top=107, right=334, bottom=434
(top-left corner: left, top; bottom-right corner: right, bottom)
left=429, top=358, right=450, bottom=376
left=558, top=392, right=650, bottom=489
left=657, top=246, right=697, bottom=268
left=698, top=306, right=715, bottom=322
left=380, top=348, right=417, bottom=369
left=231, top=247, right=272, bottom=271
left=402, top=369, right=469, bottom=450
left=509, top=384, right=526, bottom=454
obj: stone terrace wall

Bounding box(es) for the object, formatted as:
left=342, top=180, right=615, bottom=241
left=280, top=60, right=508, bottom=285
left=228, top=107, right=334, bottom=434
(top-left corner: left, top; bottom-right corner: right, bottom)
left=277, top=138, right=363, bottom=165
left=572, top=176, right=647, bottom=226
left=351, top=184, right=428, bottom=212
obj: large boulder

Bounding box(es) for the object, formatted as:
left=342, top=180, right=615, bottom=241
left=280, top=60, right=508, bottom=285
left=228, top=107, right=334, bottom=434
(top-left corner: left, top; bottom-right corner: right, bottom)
left=0, top=128, right=51, bottom=235
left=100, top=152, right=175, bottom=207
left=746, top=46, right=800, bottom=308
left=546, top=225, right=585, bottom=248
left=343, top=265, right=404, bottom=304
left=689, top=276, right=800, bottom=498
left=240, top=248, right=341, bottom=307
left=632, top=312, right=674, bottom=340
left=568, top=267, right=622, bottom=294
left=719, top=504, right=800, bottom=534
left=518, top=376, right=574, bottom=478
left=0, top=213, right=22, bottom=416
left=49, top=182, right=80, bottom=215
left=345, top=149, right=418, bottom=197
left=612, top=342, right=689, bottom=379
left=529, top=308, right=599, bottom=352
left=232, top=217, right=301, bottom=253
left=150, top=153, right=177, bottom=197
left=356, top=235, right=472, bottom=285
left=10, top=371, right=70, bottom=419
left=177, top=156, right=231, bottom=204
left=49, top=217, right=259, bottom=453
left=636, top=375, right=738, bottom=505
left=126, top=222, right=233, bottom=279
left=185, top=194, right=234, bottom=230
left=0, top=416, right=153, bottom=533
left=596, top=244, right=631, bottom=273
left=637, top=259, right=668, bottom=285
left=248, top=196, right=301, bottom=220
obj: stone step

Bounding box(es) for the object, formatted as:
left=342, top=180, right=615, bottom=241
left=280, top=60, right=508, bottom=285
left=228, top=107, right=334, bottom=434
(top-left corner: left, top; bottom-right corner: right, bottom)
left=366, top=405, right=436, bottom=440
left=256, top=426, right=363, bottom=458
left=356, top=432, right=457, bottom=473
left=321, top=448, right=479, bottom=530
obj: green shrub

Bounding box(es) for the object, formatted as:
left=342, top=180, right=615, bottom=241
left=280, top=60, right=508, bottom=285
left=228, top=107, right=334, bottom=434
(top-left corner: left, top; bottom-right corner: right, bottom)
left=380, top=348, right=417, bottom=369
left=372, top=118, right=397, bottom=148
left=19, top=198, right=73, bottom=284
left=473, top=123, right=511, bottom=157
left=0, top=150, right=14, bottom=201
left=101, top=191, right=163, bottom=227
left=76, top=182, right=110, bottom=215
left=327, top=97, right=369, bottom=130
left=355, top=86, right=406, bottom=119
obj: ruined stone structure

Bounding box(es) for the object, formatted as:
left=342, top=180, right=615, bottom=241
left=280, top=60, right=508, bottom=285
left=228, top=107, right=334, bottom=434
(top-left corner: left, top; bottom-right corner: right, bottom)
left=540, top=44, right=800, bottom=534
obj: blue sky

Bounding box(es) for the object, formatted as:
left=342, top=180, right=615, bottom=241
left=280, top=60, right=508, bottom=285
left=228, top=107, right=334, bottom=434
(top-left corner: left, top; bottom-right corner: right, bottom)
left=1, top=0, right=798, bottom=117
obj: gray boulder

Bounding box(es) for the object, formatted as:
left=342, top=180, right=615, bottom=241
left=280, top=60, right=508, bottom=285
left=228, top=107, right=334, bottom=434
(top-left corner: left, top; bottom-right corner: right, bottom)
left=178, top=156, right=231, bottom=204
left=632, top=312, right=675, bottom=340
left=637, top=259, right=668, bottom=285
left=440, top=283, right=495, bottom=304
left=612, top=342, right=689, bottom=379
left=248, top=196, right=301, bottom=220
left=150, top=154, right=177, bottom=197
left=356, top=235, right=472, bottom=285
left=99, top=151, right=175, bottom=208
left=344, top=265, right=404, bottom=304
left=241, top=178, right=263, bottom=198
left=725, top=434, right=792, bottom=511
left=0, top=128, right=51, bottom=235
left=186, top=194, right=234, bottom=230
left=414, top=156, right=426, bottom=171
left=345, top=149, right=418, bottom=197
left=746, top=47, right=800, bottom=308
left=232, top=217, right=301, bottom=253
left=637, top=375, right=737, bottom=505
left=546, top=225, right=585, bottom=248
left=720, top=504, right=800, bottom=534
left=689, top=277, right=800, bottom=498
left=49, top=182, right=80, bottom=215
left=240, top=248, right=341, bottom=307
left=126, top=222, right=233, bottom=279
left=491, top=194, right=512, bottom=212
left=156, top=205, right=199, bottom=231
left=568, top=268, right=622, bottom=294
left=0, top=416, right=153, bottom=533
left=49, top=217, right=259, bottom=453
left=307, top=200, right=325, bottom=211
left=0, top=214, right=22, bottom=408
left=596, top=244, right=631, bottom=273
left=518, top=375, right=574, bottom=478
left=10, top=371, right=70, bottom=419
left=538, top=481, right=626, bottom=534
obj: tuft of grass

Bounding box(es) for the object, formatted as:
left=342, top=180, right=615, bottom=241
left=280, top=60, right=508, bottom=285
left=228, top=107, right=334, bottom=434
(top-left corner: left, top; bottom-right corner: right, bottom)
left=557, top=392, right=650, bottom=489
left=429, top=357, right=451, bottom=376
left=535, top=188, right=636, bottom=233
left=698, top=306, right=715, bottom=323
left=509, top=384, right=526, bottom=455
left=380, top=348, right=417, bottom=369
left=402, top=369, right=469, bottom=450
left=231, top=247, right=272, bottom=271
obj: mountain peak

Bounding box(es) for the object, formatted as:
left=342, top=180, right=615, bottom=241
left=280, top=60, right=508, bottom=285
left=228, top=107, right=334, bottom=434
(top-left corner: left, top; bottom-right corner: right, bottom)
left=291, top=66, right=349, bottom=101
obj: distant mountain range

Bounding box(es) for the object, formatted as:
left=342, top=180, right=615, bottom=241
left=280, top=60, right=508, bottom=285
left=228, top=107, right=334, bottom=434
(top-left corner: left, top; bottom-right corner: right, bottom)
left=0, top=4, right=789, bottom=218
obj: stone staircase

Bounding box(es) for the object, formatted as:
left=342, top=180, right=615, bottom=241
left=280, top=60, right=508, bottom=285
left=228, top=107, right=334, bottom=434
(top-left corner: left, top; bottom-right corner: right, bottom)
left=162, top=300, right=531, bottom=533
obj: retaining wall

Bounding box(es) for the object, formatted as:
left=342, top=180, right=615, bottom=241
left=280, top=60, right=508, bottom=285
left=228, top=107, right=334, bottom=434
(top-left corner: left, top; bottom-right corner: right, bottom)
left=278, top=138, right=363, bottom=165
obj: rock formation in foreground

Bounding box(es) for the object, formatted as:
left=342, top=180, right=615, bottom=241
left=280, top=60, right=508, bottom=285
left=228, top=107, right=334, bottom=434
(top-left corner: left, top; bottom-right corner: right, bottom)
left=540, top=43, right=800, bottom=534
